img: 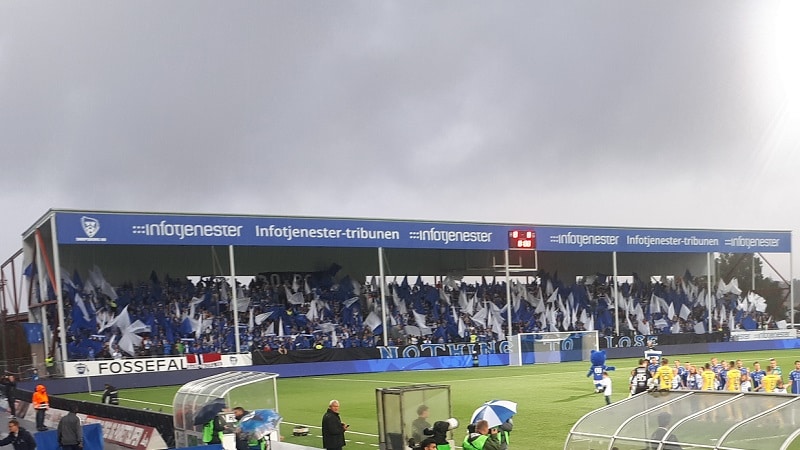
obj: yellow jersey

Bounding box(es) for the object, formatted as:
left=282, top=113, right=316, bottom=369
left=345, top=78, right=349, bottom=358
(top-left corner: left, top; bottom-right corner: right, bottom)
left=656, top=366, right=674, bottom=390
left=726, top=370, right=741, bottom=391
left=702, top=371, right=716, bottom=390
left=762, top=374, right=781, bottom=392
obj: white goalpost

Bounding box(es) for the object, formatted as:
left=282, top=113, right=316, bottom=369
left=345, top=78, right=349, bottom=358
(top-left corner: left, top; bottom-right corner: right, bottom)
left=508, top=331, right=599, bottom=366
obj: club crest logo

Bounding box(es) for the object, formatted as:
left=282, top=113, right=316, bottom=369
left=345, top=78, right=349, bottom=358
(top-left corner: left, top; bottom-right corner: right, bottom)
left=75, top=363, right=88, bottom=375
left=229, top=356, right=238, bottom=365
left=81, top=216, right=100, bottom=238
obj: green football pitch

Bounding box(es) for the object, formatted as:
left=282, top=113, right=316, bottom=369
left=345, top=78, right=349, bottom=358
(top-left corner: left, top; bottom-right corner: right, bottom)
left=62, top=348, right=800, bottom=449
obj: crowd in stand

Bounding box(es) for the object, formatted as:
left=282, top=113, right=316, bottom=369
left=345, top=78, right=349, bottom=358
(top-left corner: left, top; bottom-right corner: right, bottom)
left=44, top=266, right=779, bottom=361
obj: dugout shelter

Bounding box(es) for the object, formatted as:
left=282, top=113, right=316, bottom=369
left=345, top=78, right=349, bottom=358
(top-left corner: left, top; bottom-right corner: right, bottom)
left=173, top=370, right=279, bottom=448
left=10, top=209, right=793, bottom=365
left=566, top=390, right=800, bottom=449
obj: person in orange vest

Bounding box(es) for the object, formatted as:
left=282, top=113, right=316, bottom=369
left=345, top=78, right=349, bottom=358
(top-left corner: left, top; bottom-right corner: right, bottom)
left=32, top=384, right=50, bottom=431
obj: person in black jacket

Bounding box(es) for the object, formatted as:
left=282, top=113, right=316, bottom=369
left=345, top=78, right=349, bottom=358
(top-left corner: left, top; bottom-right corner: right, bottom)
left=0, top=419, right=37, bottom=450
left=102, top=384, right=119, bottom=405
left=321, top=399, right=348, bottom=450
left=0, top=373, right=17, bottom=418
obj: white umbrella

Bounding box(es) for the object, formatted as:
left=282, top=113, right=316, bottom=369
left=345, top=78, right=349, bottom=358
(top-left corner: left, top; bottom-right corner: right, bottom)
left=470, top=400, right=517, bottom=428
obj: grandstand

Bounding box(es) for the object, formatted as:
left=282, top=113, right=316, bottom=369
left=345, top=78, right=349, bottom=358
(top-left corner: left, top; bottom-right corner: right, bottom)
left=0, top=209, right=793, bottom=373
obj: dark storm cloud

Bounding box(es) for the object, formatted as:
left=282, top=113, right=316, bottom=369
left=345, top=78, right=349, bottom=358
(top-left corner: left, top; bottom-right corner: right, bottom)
left=0, top=1, right=797, bottom=266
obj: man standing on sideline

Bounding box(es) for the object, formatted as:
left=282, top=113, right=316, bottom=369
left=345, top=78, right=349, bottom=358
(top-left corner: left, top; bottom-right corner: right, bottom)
left=322, top=400, right=348, bottom=450
left=31, top=384, right=49, bottom=432
left=57, top=405, right=83, bottom=450
left=102, top=384, right=119, bottom=405
left=1, top=373, right=17, bottom=418
left=411, top=405, right=430, bottom=446
left=0, top=419, right=36, bottom=450
left=788, top=361, right=800, bottom=395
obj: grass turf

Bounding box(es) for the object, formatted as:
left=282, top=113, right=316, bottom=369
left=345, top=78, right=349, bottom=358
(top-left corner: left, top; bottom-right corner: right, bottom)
left=61, top=348, right=800, bottom=449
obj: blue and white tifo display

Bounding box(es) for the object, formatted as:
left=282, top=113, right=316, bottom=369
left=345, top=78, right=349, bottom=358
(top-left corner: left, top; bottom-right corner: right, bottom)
left=508, top=331, right=599, bottom=365
left=54, top=211, right=792, bottom=253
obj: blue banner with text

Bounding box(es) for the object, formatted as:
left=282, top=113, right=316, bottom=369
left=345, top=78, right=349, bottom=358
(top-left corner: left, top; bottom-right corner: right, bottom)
left=54, top=212, right=791, bottom=253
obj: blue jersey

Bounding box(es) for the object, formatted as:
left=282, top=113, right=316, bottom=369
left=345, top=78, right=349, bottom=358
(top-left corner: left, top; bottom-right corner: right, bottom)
left=751, top=370, right=766, bottom=389
left=677, top=367, right=688, bottom=386
left=648, top=363, right=660, bottom=374
left=589, top=365, right=605, bottom=382
left=718, top=369, right=728, bottom=390
left=789, top=370, right=800, bottom=395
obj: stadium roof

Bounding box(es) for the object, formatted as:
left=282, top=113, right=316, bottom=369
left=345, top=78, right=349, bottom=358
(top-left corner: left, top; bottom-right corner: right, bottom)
left=567, top=390, right=800, bottom=450
left=21, top=209, right=792, bottom=283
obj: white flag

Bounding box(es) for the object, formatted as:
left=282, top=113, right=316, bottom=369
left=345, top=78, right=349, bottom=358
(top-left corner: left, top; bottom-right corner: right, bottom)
left=237, top=297, right=251, bottom=312
left=439, top=289, right=451, bottom=305
left=364, top=312, right=382, bottom=332
left=490, top=314, right=505, bottom=341
left=694, top=322, right=706, bottom=334
left=471, top=307, right=488, bottom=327
left=255, top=312, right=273, bottom=325
left=679, top=304, right=691, bottom=320
left=459, top=290, right=469, bottom=311
left=637, top=319, right=650, bottom=336
left=728, top=278, right=742, bottom=295
left=413, top=311, right=432, bottom=335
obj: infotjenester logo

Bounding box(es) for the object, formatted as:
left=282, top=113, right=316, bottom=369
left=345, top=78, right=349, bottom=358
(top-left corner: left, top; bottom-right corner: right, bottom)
left=76, top=216, right=107, bottom=242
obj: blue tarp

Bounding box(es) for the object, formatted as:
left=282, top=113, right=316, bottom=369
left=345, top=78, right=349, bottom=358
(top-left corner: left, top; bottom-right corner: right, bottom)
left=35, top=423, right=104, bottom=450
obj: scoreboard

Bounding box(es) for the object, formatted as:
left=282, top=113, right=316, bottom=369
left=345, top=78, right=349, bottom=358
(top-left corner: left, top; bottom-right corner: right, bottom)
left=508, top=230, right=536, bottom=249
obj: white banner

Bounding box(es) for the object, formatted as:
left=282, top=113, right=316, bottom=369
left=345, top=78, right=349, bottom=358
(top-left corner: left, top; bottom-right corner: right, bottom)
left=730, top=330, right=798, bottom=342
left=63, top=353, right=253, bottom=378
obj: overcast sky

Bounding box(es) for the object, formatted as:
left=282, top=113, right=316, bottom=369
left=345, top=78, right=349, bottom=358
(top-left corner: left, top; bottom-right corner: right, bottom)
left=1, top=1, right=799, bottom=282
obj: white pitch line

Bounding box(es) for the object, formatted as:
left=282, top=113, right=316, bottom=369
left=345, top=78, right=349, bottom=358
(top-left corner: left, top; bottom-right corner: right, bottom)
left=88, top=393, right=172, bottom=409
left=282, top=421, right=377, bottom=438
left=312, top=369, right=591, bottom=385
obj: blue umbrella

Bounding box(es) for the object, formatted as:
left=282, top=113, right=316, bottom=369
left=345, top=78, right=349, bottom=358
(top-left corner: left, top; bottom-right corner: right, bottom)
left=238, top=409, right=283, bottom=440
left=193, top=398, right=227, bottom=426
left=470, top=400, right=517, bottom=428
